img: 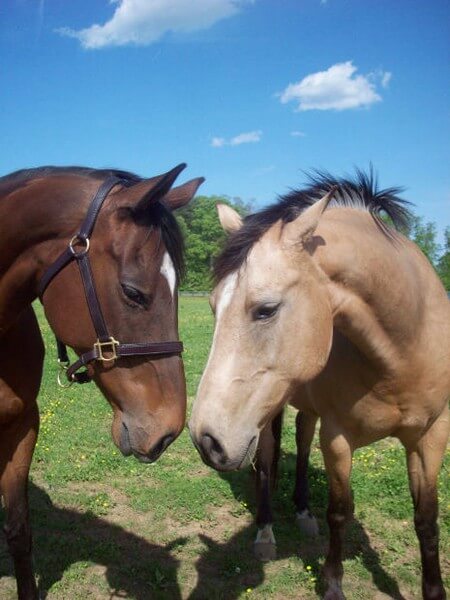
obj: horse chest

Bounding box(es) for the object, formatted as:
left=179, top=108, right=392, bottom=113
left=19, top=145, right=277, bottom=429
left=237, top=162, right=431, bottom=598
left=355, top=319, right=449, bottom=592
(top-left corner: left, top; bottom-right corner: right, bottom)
left=292, top=379, right=404, bottom=446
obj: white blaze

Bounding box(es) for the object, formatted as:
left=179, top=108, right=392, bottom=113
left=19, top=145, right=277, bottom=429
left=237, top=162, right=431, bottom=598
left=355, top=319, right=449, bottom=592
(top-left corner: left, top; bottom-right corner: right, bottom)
left=160, top=252, right=176, bottom=297
left=196, top=272, right=238, bottom=391
left=216, top=272, right=238, bottom=320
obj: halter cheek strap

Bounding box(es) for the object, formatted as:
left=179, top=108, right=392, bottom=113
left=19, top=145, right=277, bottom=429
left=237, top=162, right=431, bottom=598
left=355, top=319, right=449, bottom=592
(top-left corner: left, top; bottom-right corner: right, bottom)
left=39, top=176, right=183, bottom=386
left=38, top=176, right=122, bottom=299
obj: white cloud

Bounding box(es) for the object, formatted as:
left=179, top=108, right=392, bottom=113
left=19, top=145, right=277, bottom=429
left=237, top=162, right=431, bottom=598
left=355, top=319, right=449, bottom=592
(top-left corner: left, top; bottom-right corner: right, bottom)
left=58, top=0, right=250, bottom=49
left=230, top=130, right=262, bottom=145
left=381, top=71, right=392, bottom=88
left=211, top=137, right=226, bottom=148
left=211, top=130, right=262, bottom=147
left=290, top=130, right=306, bottom=137
left=279, top=61, right=391, bottom=111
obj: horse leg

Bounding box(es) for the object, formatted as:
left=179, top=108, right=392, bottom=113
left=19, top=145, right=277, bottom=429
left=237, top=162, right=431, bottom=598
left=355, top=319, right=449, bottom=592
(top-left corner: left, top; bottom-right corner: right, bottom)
left=0, top=307, right=44, bottom=600
left=294, top=411, right=319, bottom=536
left=403, top=405, right=449, bottom=600
left=253, top=410, right=282, bottom=562
left=1, top=408, right=40, bottom=600
left=320, top=425, right=353, bottom=600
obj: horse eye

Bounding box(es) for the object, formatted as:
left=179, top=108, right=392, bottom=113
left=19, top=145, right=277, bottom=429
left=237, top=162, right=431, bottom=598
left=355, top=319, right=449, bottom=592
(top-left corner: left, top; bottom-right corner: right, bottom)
left=121, top=284, right=148, bottom=307
left=252, top=303, right=280, bottom=321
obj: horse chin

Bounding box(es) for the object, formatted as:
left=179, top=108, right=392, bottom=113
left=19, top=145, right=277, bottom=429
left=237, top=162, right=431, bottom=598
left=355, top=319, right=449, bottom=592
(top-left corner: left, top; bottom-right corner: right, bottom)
left=237, top=434, right=258, bottom=469
left=238, top=435, right=258, bottom=469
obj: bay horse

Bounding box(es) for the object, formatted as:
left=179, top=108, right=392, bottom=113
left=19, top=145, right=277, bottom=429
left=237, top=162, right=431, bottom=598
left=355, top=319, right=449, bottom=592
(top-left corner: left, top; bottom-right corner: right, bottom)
left=189, top=170, right=450, bottom=600
left=0, top=163, right=203, bottom=599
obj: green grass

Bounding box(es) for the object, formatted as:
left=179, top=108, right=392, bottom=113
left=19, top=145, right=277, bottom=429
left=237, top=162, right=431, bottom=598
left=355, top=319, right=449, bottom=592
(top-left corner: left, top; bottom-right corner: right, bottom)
left=0, top=297, right=448, bottom=599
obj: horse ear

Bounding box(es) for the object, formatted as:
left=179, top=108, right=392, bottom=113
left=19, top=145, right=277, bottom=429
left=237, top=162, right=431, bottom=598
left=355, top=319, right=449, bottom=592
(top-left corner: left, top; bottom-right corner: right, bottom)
left=283, top=187, right=337, bottom=245
left=164, top=177, right=205, bottom=210
left=217, top=203, right=243, bottom=233
left=131, top=163, right=187, bottom=219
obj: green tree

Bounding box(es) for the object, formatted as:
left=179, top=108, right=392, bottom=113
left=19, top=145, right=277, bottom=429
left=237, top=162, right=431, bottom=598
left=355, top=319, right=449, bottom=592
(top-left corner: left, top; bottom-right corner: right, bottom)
left=437, top=227, right=450, bottom=290
left=177, top=196, right=247, bottom=291
left=409, top=216, right=440, bottom=266
left=178, top=198, right=449, bottom=291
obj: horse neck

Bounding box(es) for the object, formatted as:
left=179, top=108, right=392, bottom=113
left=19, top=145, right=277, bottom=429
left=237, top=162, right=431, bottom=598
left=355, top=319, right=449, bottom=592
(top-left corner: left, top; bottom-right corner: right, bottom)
left=0, top=175, right=99, bottom=330
left=312, top=208, right=434, bottom=374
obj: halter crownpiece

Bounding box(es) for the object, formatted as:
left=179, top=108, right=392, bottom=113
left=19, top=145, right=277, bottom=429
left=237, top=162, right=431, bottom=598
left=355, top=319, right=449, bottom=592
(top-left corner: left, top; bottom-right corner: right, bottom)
left=39, top=175, right=183, bottom=386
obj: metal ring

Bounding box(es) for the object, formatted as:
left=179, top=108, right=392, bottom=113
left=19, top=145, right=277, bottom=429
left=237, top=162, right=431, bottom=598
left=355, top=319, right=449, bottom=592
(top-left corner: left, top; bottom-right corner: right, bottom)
left=57, top=369, right=74, bottom=388
left=69, top=235, right=90, bottom=257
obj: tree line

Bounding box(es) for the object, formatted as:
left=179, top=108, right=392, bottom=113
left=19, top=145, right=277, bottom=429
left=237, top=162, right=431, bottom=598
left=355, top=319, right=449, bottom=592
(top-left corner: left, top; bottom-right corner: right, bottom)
left=176, top=196, right=450, bottom=292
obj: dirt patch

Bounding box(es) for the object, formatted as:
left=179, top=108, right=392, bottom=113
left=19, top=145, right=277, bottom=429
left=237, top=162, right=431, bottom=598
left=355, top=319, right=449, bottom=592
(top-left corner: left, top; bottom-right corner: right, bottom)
left=163, top=503, right=253, bottom=544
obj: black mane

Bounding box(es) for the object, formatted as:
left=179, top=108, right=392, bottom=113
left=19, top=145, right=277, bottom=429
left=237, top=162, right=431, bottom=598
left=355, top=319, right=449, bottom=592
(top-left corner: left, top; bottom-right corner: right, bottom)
left=0, top=165, right=185, bottom=281
left=214, top=167, right=413, bottom=283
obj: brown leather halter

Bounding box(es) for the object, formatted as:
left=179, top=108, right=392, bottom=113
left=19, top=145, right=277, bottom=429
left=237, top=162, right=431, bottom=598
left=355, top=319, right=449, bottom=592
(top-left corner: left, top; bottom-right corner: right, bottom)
left=38, top=176, right=183, bottom=385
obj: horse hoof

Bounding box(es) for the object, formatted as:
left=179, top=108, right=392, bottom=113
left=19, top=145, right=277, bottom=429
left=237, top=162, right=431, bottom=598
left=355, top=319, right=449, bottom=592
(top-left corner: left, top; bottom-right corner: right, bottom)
left=296, top=511, right=319, bottom=537
left=423, top=583, right=446, bottom=600
left=254, top=541, right=277, bottom=562
left=254, top=524, right=276, bottom=561
left=323, top=582, right=346, bottom=600
left=323, top=590, right=346, bottom=600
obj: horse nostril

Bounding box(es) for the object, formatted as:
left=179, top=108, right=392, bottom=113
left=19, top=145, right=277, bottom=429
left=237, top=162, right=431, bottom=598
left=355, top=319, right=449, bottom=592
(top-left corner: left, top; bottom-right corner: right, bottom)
left=119, top=421, right=132, bottom=456
left=200, top=432, right=227, bottom=465
left=148, top=432, right=176, bottom=461
left=160, top=432, right=176, bottom=452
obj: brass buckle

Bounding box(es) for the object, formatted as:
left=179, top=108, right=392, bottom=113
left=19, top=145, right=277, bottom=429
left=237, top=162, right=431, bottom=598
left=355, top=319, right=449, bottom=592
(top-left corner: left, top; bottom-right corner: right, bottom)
left=57, top=359, right=73, bottom=388
left=94, top=337, right=120, bottom=362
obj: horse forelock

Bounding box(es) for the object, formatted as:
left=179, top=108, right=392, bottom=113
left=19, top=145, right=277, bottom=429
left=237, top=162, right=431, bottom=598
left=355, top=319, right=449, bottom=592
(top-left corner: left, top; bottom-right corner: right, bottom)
left=213, top=167, right=413, bottom=284
left=149, top=200, right=185, bottom=283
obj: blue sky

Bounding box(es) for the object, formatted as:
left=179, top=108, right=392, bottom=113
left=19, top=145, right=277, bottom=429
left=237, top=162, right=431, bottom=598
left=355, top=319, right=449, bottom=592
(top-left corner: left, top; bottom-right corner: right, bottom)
left=1, top=0, right=449, bottom=237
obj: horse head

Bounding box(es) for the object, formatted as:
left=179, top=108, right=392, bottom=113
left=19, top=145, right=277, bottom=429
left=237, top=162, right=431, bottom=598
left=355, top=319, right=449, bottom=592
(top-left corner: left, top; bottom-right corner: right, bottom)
left=41, top=165, right=204, bottom=462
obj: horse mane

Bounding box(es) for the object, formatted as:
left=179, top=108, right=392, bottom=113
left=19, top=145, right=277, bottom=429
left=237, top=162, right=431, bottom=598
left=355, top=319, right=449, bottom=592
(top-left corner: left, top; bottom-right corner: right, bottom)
left=0, top=166, right=185, bottom=280
left=214, top=167, right=413, bottom=283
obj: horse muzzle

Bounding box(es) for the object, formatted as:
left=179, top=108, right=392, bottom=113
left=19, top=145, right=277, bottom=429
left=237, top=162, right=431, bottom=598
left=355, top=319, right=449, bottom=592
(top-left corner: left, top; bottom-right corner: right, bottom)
left=117, top=419, right=178, bottom=463
left=189, top=425, right=258, bottom=472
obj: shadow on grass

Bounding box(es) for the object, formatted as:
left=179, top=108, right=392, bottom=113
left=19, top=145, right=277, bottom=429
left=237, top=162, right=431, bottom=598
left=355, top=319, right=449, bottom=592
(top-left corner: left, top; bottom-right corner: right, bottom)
left=190, top=450, right=408, bottom=600
left=0, top=459, right=411, bottom=599
left=0, top=483, right=187, bottom=600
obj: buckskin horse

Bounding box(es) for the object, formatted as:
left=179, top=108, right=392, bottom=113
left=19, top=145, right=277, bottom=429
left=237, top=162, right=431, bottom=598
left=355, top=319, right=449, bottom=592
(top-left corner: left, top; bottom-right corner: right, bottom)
left=0, top=163, right=203, bottom=599
left=189, top=170, right=450, bottom=600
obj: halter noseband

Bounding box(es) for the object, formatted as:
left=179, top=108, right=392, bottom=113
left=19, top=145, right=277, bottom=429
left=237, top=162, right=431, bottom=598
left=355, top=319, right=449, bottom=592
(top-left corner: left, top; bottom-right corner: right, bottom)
left=38, top=176, right=183, bottom=385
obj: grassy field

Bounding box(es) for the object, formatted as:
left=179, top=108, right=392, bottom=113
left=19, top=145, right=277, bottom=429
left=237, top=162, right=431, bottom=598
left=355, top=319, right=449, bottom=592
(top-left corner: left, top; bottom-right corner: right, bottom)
left=0, top=297, right=448, bottom=599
